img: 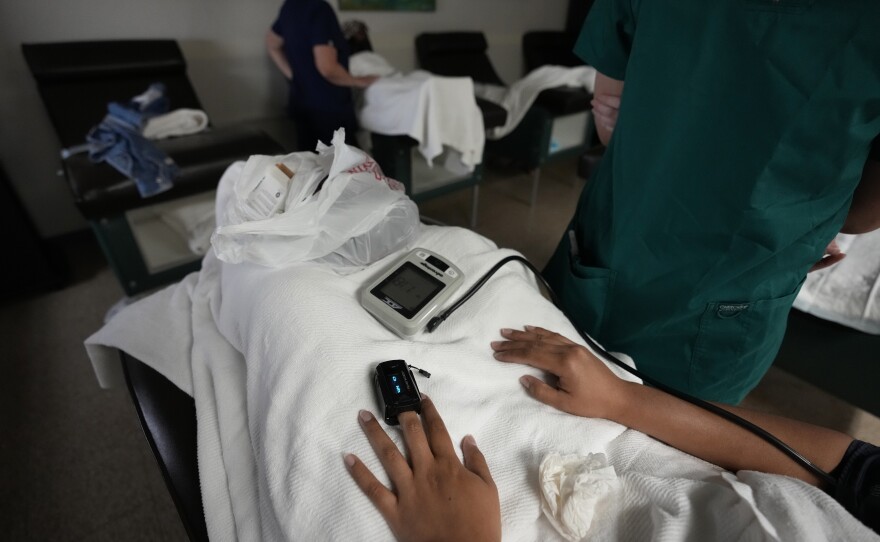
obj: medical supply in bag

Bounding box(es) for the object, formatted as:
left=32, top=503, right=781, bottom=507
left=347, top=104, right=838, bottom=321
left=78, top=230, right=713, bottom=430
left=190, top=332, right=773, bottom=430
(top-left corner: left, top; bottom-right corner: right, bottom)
left=244, top=163, right=294, bottom=219
left=212, top=129, right=420, bottom=270
left=362, top=248, right=463, bottom=338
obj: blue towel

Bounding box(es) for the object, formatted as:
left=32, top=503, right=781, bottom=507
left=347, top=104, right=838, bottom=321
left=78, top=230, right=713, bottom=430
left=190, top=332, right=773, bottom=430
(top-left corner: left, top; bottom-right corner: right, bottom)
left=86, top=83, right=178, bottom=198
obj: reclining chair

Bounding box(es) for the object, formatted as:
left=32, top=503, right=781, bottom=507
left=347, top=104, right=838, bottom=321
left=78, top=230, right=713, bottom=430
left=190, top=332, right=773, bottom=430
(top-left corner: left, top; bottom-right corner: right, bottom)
left=348, top=34, right=507, bottom=228
left=415, top=32, right=593, bottom=206
left=369, top=104, right=506, bottom=228
left=22, top=40, right=284, bottom=296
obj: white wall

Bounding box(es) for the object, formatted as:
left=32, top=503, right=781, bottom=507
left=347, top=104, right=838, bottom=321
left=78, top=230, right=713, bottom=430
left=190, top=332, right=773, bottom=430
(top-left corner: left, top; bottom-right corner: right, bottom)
left=0, top=0, right=567, bottom=237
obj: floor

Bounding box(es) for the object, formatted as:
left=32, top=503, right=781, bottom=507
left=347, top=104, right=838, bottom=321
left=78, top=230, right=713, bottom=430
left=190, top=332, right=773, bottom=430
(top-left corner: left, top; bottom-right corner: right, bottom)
left=2, top=155, right=878, bottom=541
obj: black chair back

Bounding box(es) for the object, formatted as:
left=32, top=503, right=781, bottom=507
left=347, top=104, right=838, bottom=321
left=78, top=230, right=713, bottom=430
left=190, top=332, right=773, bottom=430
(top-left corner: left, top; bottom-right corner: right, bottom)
left=22, top=40, right=203, bottom=148
left=522, top=31, right=584, bottom=74
left=415, top=32, right=505, bottom=86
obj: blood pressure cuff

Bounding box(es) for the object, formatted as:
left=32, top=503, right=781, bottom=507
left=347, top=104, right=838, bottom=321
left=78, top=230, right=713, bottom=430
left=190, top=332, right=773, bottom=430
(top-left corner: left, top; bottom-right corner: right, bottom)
left=831, top=439, right=880, bottom=533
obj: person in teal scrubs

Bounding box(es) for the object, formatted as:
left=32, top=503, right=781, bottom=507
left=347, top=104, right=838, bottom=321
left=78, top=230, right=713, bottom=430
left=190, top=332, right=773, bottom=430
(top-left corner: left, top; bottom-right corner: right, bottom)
left=543, top=0, right=880, bottom=403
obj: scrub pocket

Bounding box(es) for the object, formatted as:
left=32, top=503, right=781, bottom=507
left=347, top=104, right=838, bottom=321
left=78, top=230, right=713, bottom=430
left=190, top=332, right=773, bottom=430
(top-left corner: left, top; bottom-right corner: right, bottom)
left=549, top=238, right=616, bottom=338
left=690, top=283, right=802, bottom=403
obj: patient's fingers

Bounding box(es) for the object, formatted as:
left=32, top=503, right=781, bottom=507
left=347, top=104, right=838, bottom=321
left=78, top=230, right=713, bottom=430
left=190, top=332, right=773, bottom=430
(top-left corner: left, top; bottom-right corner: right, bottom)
left=519, top=375, right=571, bottom=413
left=501, top=326, right=576, bottom=345
left=491, top=342, right=567, bottom=374
left=345, top=453, right=398, bottom=518
left=461, top=435, right=495, bottom=488
left=593, top=93, right=621, bottom=108
left=358, top=410, right=412, bottom=484
left=419, top=396, right=457, bottom=460
left=397, top=411, right=433, bottom=470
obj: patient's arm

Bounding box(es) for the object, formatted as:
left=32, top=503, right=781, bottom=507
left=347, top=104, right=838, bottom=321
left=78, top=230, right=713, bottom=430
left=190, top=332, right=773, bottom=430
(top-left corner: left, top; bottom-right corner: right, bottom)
left=314, top=44, right=378, bottom=89
left=841, top=156, right=880, bottom=234
left=266, top=30, right=292, bottom=80
left=592, top=72, right=624, bottom=145
left=346, top=397, right=501, bottom=542
left=491, top=327, right=854, bottom=488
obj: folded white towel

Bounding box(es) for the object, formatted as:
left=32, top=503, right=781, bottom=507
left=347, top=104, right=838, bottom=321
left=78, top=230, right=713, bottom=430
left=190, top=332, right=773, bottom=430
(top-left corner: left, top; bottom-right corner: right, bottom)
left=143, top=108, right=209, bottom=139
left=157, top=199, right=216, bottom=255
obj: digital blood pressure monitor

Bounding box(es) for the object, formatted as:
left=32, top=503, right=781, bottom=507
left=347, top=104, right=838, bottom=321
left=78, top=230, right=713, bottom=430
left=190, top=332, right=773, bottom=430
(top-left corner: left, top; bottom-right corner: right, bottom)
left=361, top=248, right=464, bottom=338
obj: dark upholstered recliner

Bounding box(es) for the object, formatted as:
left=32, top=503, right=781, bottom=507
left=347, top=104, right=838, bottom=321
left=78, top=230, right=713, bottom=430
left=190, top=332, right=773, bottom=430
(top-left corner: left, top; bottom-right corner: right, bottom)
left=22, top=40, right=284, bottom=296
left=415, top=32, right=593, bottom=206
left=121, top=352, right=207, bottom=542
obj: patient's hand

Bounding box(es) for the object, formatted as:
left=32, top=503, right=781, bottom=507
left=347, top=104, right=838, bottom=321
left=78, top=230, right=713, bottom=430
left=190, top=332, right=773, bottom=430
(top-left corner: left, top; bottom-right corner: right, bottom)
left=345, top=398, right=501, bottom=542
left=491, top=326, right=627, bottom=421
left=809, top=239, right=846, bottom=272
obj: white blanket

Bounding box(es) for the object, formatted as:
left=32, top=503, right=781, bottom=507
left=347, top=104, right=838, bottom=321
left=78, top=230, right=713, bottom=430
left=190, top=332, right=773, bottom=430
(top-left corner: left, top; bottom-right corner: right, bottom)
left=794, top=232, right=880, bottom=334
left=475, top=65, right=597, bottom=139
left=85, top=170, right=878, bottom=541
left=358, top=71, right=485, bottom=170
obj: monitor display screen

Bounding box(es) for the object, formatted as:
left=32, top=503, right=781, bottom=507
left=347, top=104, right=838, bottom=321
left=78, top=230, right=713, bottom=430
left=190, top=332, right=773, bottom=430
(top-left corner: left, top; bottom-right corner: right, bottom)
left=376, top=263, right=443, bottom=314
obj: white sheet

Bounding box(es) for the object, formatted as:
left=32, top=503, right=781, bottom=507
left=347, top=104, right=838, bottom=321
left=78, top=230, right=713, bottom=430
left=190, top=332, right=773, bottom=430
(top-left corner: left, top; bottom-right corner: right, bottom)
left=85, top=168, right=878, bottom=541
left=358, top=71, right=485, bottom=170
left=794, top=231, right=880, bottom=334
left=349, top=51, right=399, bottom=78
left=475, top=65, right=597, bottom=140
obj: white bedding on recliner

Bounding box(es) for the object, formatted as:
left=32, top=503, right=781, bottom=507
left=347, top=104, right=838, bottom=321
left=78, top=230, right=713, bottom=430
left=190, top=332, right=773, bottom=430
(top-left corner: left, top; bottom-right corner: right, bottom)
left=475, top=65, right=598, bottom=140
left=794, top=231, right=880, bottom=334
left=357, top=70, right=485, bottom=170
left=84, top=167, right=878, bottom=541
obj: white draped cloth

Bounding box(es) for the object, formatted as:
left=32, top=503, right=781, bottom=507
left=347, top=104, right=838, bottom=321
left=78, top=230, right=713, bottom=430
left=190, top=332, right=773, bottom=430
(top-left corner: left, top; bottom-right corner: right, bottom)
left=794, top=231, right=880, bottom=334
left=475, top=65, right=597, bottom=139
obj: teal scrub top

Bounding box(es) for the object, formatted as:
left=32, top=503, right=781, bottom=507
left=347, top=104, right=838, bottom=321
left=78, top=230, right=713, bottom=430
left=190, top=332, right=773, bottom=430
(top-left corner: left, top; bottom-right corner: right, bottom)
left=544, top=0, right=880, bottom=403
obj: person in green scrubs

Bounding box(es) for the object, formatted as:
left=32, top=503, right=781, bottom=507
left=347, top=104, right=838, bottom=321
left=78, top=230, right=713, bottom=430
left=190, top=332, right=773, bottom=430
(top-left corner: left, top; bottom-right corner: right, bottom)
left=543, top=0, right=880, bottom=403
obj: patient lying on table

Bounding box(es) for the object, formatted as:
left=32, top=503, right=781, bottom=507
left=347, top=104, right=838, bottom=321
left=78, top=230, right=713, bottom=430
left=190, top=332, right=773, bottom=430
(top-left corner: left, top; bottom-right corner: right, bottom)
left=348, top=326, right=880, bottom=540
left=86, top=134, right=879, bottom=540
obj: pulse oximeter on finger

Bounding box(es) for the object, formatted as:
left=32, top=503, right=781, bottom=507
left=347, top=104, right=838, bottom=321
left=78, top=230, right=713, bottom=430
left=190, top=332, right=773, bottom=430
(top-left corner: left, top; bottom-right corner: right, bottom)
left=374, top=360, right=422, bottom=425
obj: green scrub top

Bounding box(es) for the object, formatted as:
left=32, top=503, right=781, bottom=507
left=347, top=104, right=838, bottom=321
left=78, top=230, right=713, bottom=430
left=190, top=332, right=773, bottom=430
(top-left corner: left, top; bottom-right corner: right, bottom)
left=544, top=0, right=880, bottom=403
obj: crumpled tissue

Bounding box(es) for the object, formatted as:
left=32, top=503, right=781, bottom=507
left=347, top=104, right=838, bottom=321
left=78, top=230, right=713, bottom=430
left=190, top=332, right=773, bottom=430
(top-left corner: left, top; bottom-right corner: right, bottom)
left=539, top=452, right=619, bottom=541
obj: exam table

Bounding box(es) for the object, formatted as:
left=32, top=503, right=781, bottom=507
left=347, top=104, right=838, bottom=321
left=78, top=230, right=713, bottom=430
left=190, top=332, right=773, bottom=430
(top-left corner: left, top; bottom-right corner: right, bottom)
left=415, top=32, right=594, bottom=206
left=22, top=40, right=284, bottom=296
left=97, top=140, right=877, bottom=541
left=348, top=34, right=507, bottom=228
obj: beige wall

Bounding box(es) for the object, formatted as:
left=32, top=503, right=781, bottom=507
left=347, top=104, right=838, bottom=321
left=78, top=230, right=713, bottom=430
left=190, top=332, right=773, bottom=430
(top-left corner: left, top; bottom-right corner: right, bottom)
left=0, top=0, right=567, bottom=237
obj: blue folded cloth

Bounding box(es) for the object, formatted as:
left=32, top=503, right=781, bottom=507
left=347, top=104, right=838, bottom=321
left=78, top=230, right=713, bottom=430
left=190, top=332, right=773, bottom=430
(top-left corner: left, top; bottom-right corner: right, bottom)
left=86, top=83, right=178, bottom=198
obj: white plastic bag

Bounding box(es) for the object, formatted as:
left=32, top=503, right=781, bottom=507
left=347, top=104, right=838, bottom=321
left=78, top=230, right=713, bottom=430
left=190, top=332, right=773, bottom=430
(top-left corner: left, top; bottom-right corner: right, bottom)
left=212, top=129, right=420, bottom=269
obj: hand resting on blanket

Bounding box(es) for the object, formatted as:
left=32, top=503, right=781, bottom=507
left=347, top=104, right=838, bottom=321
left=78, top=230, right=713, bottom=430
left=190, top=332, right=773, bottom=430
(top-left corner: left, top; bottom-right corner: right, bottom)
left=491, top=326, right=854, bottom=487
left=345, top=326, right=877, bottom=539
left=493, top=326, right=880, bottom=535
left=345, top=397, right=501, bottom=542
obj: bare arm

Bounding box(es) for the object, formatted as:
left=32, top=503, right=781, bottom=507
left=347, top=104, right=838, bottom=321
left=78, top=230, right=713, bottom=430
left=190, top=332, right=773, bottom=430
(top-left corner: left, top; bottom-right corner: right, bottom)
left=592, top=72, right=624, bottom=146
left=492, top=327, right=854, bottom=488
left=841, top=158, right=880, bottom=234
left=313, top=44, right=377, bottom=89
left=266, top=29, right=292, bottom=80
left=613, top=380, right=852, bottom=486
